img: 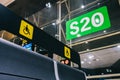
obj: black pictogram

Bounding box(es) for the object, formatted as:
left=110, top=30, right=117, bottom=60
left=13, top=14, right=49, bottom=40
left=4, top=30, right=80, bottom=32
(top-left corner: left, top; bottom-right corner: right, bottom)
left=23, top=25, right=30, bottom=35
left=66, top=50, right=69, bottom=56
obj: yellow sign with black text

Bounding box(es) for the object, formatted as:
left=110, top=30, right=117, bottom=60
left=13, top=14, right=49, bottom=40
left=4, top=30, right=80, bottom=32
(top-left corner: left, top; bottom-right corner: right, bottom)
left=19, top=20, right=34, bottom=40
left=64, top=46, right=71, bottom=59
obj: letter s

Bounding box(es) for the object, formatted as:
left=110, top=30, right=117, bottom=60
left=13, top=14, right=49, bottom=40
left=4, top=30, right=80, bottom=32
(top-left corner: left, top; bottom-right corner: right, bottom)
left=70, top=21, right=79, bottom=35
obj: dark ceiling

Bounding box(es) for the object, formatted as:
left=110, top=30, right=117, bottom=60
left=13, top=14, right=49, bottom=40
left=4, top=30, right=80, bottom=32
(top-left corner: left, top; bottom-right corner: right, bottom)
left=7, top=0, right=58, bottom=17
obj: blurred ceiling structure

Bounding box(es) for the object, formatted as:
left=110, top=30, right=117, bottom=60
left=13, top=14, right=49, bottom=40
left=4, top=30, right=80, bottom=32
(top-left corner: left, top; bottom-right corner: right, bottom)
left=4, top=0, right=58, bottom=17
left=81, top=46, right=120, bottom=69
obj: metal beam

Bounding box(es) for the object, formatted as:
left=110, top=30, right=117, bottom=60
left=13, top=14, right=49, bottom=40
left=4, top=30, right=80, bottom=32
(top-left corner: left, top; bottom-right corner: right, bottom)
left=87, top=73, right=120, bottom=79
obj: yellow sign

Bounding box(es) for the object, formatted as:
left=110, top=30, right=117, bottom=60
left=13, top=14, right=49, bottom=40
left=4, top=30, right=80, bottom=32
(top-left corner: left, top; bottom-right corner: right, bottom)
left=64, top=46, right=71, bottom=59
left=19, top=20, right=34, bottom=40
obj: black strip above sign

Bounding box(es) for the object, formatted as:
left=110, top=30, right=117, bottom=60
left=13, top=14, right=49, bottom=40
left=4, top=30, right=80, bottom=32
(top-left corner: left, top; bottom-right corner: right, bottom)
left=0, top=4, right=80, bottom=67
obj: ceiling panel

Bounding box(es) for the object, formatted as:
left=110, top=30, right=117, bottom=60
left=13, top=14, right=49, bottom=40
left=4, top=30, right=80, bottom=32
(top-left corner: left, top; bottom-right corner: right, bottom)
left=7, top=0, right=58, bottom=17
left=80, top=46, right=120, bottom=69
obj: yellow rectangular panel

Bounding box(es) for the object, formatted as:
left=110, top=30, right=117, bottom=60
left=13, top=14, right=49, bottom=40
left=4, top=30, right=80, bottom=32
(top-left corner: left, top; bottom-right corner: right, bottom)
left=64, top=46, right=71, bottom=59
left=19, top=20, right=34, bottom=40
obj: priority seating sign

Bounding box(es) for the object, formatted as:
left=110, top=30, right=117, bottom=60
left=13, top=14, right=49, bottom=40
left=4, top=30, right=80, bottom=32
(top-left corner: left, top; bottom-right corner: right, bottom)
left=19, top=20, right=34, bottom=40
left=64, top=46, right=71, bottom=59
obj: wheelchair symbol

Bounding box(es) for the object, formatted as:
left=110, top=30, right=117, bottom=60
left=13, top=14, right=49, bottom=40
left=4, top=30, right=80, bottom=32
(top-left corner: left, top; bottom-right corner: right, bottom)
left=23, top=25, right=30, bottom=35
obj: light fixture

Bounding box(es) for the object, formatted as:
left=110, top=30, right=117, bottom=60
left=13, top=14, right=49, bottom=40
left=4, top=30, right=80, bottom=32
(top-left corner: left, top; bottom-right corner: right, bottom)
left=97, top=3, right=101, bottom=5
left=85, top=41, right=88, bottom=44
left=46, top=2, right=51, bottom=8
left=55, top=34, right=59, bottom=37
left=88, top=55, right=94, bottom=59
left=117, top=45, right=120, bottom=48
left=96, top=59, right=99, bottom=61
left=86, top=49, right=90, bottom=51
left=109, top=69, right=112, bottom=72
left=81, top=61, right=84, bottom=64
left=0, top=0, right=15, bottom=6
left=103, top=30, right=107, bottom=33
left=81, top=5, right=85, bottom=9
left=52, top=22, right=56, bottom=26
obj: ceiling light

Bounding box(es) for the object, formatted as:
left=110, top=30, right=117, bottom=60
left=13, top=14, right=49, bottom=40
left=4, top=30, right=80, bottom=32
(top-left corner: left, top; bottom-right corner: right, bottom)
left=97, top=3, right=101, bottom=5
left=96, top=59, right=99, bottom=61
left=85, top=41, right=88, bottom=44
left=86, top=49, right=90, bottom=51
left=55, top=34, right=59, bottom=37
left=52, top=22, right=56, bottom=26
left=117, top=45, right=120, bottom=48
left=109, top=69, right=112, bottom=72
left=103, top=30, right=107, bottom=33
left=88, top=55, right=94, bottom=59
left=106, top=69, right=109, bottom=72
left=46, top=2, right=51, bottom=8
left=81, top=5, right=85, bottom=9
left=81, top=61, right=84, bottom=64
